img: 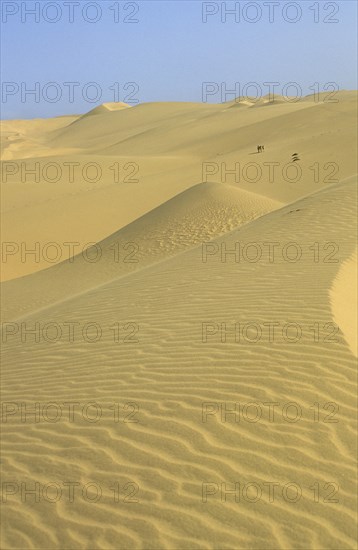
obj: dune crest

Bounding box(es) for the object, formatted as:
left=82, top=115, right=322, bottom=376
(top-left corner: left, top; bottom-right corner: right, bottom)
left=80, top=102, right=131, bottom=118
left=330, top=247, right=358, bottom=357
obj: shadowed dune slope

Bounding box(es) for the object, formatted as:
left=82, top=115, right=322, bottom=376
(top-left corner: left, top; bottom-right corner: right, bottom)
left=1, top=181, right=282, bottom=320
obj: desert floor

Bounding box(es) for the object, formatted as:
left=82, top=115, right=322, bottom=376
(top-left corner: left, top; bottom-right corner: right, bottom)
left=1, top=92, right=357, bottom=549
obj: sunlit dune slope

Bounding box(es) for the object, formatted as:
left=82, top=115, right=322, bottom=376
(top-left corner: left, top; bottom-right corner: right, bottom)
left=1, top=179, right=357, bottom=550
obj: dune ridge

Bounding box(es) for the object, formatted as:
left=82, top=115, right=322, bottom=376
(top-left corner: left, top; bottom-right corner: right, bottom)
left=1, top=181, right=282, bottom=321
left=330, top=247, right=358, bottom=357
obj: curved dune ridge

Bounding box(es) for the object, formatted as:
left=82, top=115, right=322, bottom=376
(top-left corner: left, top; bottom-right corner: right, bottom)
left=2, top=181, right=282, bottom=320
left=330, top=247, right=358, bottom=357
left=1, top=94, right=357, bottom=549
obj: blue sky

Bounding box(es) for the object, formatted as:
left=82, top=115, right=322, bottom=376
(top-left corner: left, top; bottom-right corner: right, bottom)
left=1, top=0, right=357, bottom=119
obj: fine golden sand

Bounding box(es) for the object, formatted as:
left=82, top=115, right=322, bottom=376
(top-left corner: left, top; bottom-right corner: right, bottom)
left=1, top=92, right=357, bottom=549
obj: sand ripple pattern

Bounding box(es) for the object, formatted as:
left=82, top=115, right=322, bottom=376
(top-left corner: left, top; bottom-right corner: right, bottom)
left=1, top=180, right=357, bottom=549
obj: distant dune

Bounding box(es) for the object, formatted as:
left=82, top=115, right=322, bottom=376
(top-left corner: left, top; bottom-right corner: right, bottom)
left=79, top=102, right=131, bottom=118
left=1, top=93, right=357, bottom=550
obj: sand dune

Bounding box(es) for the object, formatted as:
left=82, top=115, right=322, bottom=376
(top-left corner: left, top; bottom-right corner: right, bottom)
left=1, top=93, right=357, bottom=549
left=2, top=92, right=356, bottom=280
left=85, top=102, right=131, bottom=114
left=0, top=116, right=80, bottom=160
left=78, top=102, right=131, bottom=120
left=2, top=182, right=282, bottom=320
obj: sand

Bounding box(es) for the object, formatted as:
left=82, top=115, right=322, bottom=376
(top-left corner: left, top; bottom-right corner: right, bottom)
left=1, top=92, right=357, bottom=549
